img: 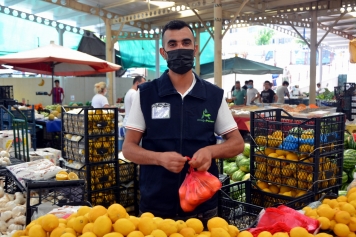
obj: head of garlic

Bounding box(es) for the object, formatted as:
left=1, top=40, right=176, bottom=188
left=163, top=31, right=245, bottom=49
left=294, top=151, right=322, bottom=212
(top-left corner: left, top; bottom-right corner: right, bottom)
left=0, top=186, right=4, bottom=198
left=0, top=220, right=7, bottom=232
left=14, top=192, right=25, bottom=205
left=0, top=150, right=10, bottom=158
left=0, top=210, right=12, bottom=221
left=12, top=205, right=26, bottom=218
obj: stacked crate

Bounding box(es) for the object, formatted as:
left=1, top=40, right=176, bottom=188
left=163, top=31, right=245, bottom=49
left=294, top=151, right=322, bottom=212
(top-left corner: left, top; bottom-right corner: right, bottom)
left=334, top=82, right=356, bottom=120
left=61, top=107, right=137, bottom=210
left=249, top=108, right=345, bottom=207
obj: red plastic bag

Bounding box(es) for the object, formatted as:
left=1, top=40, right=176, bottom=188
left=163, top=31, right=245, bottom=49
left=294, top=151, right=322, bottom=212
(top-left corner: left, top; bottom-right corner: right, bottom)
left=248, top=205, right=320, bottom=237
left=179, top=162, right=222, bottom=212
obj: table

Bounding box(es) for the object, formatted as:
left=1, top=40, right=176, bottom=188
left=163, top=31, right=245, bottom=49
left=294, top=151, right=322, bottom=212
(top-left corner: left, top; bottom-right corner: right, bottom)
left=285, top=97, right=309, bottom=105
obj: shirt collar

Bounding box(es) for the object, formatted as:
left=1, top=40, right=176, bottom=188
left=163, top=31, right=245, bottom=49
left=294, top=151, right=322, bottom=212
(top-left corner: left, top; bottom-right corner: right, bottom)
left=157, top=70, right=207, bottom=100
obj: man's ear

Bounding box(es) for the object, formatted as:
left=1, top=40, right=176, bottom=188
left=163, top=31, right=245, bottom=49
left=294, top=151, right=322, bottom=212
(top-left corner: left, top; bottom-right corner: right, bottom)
left=193, top=44, right=199, bottom=57
left=159, top=48, right=166, bottom=60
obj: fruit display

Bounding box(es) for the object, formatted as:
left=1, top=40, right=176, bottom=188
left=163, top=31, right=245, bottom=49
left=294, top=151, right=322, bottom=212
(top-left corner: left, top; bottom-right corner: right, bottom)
left=302, top=187, right=356, bottom=237
left=222, top=143, right=251, bottom=183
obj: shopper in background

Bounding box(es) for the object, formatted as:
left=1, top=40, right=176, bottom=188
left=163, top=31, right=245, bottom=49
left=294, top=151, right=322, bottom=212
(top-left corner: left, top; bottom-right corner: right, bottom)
left=246, top=80, right=260, bottom=105
left=91, top=82, right=109, bottom=108
left=232, top=81, right=246, bottom=105
left=260, top=81, right=277, bottom=103
left=291, top=85, right=302, bottom=96
left=123, top=76, right=146, bottom=127
left=276, top=81, right=290, bottom=104
left=242, top=80, right=249, bottom=90
left=48, top=79, right=64, bottom=104
left=123, top=20, right=243, bottom=224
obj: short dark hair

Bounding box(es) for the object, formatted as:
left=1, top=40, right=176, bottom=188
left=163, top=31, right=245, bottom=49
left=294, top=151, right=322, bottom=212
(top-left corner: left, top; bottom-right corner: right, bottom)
left=283, top=81, right=289, bottom=86
left=317, top=83, right=321, bottom=86
left=245, top=80, right=249, bottom=84
left=235, top=81, right=240, bottom=84
left=248, top=80, right=253, bottom=83
left=133, top=76, right=144, bottom=85
left=161, top=20, right=194, bottom=45
left=54, top=80, right=59, bottom=83
left=264, top=81, right=271, bottom=86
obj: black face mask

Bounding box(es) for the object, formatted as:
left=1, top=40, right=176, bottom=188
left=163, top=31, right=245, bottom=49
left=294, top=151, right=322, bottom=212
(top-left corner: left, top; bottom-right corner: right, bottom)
left=165, top=49, right=194, bottom=74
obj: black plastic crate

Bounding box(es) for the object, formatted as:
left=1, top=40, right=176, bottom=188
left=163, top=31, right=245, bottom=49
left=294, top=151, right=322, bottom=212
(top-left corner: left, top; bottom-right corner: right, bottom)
left=0, top=169, right=25, bottom=193
left=88, top=188, right=119, bottom=207
left=250, top=182, right=314, bottom=209
left=25, top=179, right=85, bottom=225
left=9, top=106, right=35, bottom=122
left=119, top=185, right=136, bottom=207
left=216, top=159, right=223, bottom=174
left=219, top=174, right=230, bottom=186
left=220, top=180, right=251, bottom=203
left=0, top=86, right=13, bottom=100
left=64, top=162, right=118, bottom=191
left=251, top=150, right=343, bottom=193
left=250, top=109, right=345, bottom=156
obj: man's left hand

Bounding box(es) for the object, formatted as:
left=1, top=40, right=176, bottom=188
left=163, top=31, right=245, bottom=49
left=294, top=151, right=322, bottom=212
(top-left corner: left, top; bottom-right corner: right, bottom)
left=188, top=148, right=212, bottom=171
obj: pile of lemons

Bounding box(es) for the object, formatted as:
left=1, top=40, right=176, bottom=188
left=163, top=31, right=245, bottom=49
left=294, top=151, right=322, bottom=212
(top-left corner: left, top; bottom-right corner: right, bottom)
left=303, top=187, right=356, bottom=237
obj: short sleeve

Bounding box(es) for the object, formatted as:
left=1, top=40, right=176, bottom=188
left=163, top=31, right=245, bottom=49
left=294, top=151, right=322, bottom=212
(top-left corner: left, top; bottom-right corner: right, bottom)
left=125, top=89, right=146, bottom=133
left=102, top=96, right=109, bottom=107
left=215, top=97, right=238, bottom=135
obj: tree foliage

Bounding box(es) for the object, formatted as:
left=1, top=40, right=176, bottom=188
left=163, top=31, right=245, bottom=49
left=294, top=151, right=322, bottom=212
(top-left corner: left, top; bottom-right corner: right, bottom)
left=255, top=28, right=275, bottom=45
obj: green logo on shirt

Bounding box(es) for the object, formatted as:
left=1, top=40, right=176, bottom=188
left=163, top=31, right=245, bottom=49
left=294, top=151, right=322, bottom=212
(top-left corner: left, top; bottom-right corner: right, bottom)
left=197, top=109, right=214, bottom=123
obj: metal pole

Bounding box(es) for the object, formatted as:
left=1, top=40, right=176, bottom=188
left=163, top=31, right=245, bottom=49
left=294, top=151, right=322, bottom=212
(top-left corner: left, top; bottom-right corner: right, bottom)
left=214, top=0, right=222, bottom=87
left=105, top=18, right=114, bottom=104
left=318, top=46, right=323, bottom=84
left=57, top=28, right=64, bottom=46
left=309, top=10, right=318, bottom=104
left=155, top=39, right=160, bottom=78
left=195, top=28, right=201, bottom=76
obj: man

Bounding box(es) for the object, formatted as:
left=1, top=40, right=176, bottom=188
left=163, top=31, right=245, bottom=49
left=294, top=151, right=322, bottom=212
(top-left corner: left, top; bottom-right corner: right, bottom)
left=291, top=85, right=301, bottom=96
left=260, top=81, right=277, bottom=103
left=242, top=80, right=249, bottom=90
left=232, top=81, right=246, bottom=105
left=276, top=81, right=290, bottom=104
left=282, top=66, right=291, bottom=84
left=123, top=20, right=243, bottom=223
left=48, top=80, right=64, bottom=104
left=123, top=76, right=146, bottom=127
left=246, top=80, right=260, bottom=105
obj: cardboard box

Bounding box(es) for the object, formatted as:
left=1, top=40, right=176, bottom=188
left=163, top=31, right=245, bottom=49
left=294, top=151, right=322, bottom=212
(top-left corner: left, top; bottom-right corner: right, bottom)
left=29, top=150, right=57, bottom=165
left=0, top=130, right=32, bottom=152
left=37, top=148, right=61, bottom=161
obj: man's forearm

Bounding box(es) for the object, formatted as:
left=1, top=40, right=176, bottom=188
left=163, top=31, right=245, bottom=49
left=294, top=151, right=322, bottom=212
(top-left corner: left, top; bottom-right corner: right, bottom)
left=207, top=130, right=243, bottom=159
left=123, top=142, right=162, bottom=165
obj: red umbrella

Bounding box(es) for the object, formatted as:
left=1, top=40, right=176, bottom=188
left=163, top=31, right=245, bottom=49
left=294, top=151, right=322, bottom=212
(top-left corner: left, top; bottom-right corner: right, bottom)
left=0, top=41, right=121, bottom=76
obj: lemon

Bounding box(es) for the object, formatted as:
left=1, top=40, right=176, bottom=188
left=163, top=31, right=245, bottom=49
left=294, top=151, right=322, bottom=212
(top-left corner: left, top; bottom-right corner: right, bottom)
left=81, top=232, right=99, bottom=237
left=49, top=226, right=65, bottom=237
left=41, top=214, right=59, bottom=232
left=73, top=215, right=89, bottom=233
left=210, top=228, right=230, bottom=237
left=77, top=206, right=92, bottom=216
left=318, top=217, right=331, bottom=230
left=237, top=231, right=253, bottom=237
left=170, top=234, right=184, bottom=237
left=334, top=223, right=350, bottom=237
left=56, top=173, right=68, bottom=181
left=68, top=172, right=79, bottom=180
left=185, top=218, right=203, bottom=234
left=127, top=231, right=145, bottom=237
left=257, top=231, right=272, bottom=237
left=129, top=216, right=140, bottom=229
left=62, top=228, right=77, bottom=235
left=93, top=215, right=113, bottom=237
left=113, top=218, right=136, bottom=236
left=151, top=229, right=168, bottom=237
left=207, top=217, right=229, bottom=231
left=349, top=217, right=356, bottom=232
left=12, top=230, right=26, bottom=237
left=227, top=225, right=240, bottom=237
left=57, top=171, right=69, bottom=175
left=103, top=233, right=124, bottom=237
left=108, top=203, right=128, bottom=223
left=153, top=217, right=164, bottom=225
left=67, top=217, right=76, bottom=229
left=28, top=224, right=46, bottom=237
left=200, top=231, right=211, bottom=237
left=179, top=227, right=196, bottom=237
left=88, top=205, right=107, bottom=223
left=61, top=234, right=76, bottom=237
left=317, top=206, right=335, bottom=220
left=83, top=223, right=95, bottom=233
left=138, top=217, right=157, bottom=236
left=289, top=227, right=309, bottom=237
left=315, top=233, right=333, bottom=237
left=272, top=233, right=288, bottom=237
left=342, top=203, right=356, bottom=215
left=176, top=220, right=187, bottom=232
left=157, top=219, right=178, bottom=236
left=141, top=212, right=155, bottom=218
left=335, top=211, right=351, bottom=225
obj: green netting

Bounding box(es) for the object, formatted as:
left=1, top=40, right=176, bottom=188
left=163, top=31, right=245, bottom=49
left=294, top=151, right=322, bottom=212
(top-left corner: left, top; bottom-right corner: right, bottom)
left=0, top=13, right=82, bottom=55
left=118, top=31, right=214, bottom=72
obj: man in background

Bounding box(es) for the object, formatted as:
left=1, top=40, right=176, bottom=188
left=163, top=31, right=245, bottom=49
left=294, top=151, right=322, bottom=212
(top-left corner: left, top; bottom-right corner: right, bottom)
left=246, top=80, right=260, bottom=105
left=276, top=81, right=290, bottom=104
left=260, top=81, right=277, bottom=103
left=123, top=76, right=146, bottom=127
left=232, top=81, right=246, bottom=105
left=242, top=80, right=249, bottom=90
left=48, top=80, right=64, bottom=105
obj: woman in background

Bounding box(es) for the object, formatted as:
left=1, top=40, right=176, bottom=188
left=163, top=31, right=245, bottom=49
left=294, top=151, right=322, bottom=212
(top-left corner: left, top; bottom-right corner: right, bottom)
left=91, top=82, right=110, bottom=108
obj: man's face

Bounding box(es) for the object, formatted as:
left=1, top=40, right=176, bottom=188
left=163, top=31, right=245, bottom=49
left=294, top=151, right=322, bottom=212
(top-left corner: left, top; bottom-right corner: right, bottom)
left=55, top=82, right=59, bottom=87
left=248, top=82, right=253, bottom=88
left=235, top=83, right=240, bottom=89
left=264, top=83, right=270, bottom=90
left=159, top=27, right=198, bottom=58
left=317, top=84, right=320, bottom=88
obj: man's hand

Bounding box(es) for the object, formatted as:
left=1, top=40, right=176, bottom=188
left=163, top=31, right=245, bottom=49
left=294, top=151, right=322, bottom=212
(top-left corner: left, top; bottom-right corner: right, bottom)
left=188, top=147, right=213, bottom=171
left=159, top=152, right=187, bottom=173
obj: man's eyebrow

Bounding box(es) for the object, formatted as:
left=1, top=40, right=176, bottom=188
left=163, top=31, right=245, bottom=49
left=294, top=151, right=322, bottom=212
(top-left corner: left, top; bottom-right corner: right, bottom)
left=167, top=38, right=192, bottom=44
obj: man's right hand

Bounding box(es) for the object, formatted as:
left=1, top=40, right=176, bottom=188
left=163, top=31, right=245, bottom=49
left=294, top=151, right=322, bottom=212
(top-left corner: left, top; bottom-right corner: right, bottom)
left=158, top=152, right=186, bottom=173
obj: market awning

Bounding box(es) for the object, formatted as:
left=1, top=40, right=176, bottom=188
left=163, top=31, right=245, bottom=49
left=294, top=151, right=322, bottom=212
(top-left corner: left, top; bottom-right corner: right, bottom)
left=199, top=57, right=284, bottom=79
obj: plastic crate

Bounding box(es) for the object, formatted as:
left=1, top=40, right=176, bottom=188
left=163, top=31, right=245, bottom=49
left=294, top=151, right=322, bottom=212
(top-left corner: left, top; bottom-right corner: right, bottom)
left=118, top=185, right=136, bottom=207
left=219, top=174, right=230, bottom=186
left=252, top=150, right=343, bottom=193
left=216, top=159, right=223, bottom=174
left=25, top=179, right=85, bottom=225
left=0, top=169, right=25, bottom=193
left=251, top=109, right=345, bottom=156
left=64, top=162, right=118, bottom=191
left=220, top=180, right=251, bottom=203
left=250, top=182, right=314, bottom=209
left=10, top=106, right=35, bottom=122
left=0, top=86, right=13, bottom=100
left=88, top=188, right=119, bottom=207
